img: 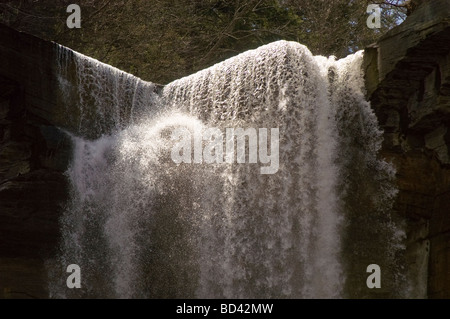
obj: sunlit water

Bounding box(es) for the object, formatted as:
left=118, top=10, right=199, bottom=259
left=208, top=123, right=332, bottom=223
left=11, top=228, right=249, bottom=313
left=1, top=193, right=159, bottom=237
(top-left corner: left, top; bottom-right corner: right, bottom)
left=49, top=41, right=407, bottom=298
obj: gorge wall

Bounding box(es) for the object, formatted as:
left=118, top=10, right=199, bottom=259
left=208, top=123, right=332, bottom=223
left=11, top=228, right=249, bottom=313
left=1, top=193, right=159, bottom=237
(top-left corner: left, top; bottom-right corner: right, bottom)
left=364, top=0, right=450, bottom=298
left=0, top=24, right=71, bottom=298
left=0, top=0, right=449, bottom=298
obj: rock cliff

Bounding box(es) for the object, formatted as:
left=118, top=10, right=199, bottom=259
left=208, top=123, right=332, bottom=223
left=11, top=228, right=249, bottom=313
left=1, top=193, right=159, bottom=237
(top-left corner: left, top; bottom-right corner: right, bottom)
left=364, top=0, right=450, bottom=298
left=0, top=25, right=71, bottom=298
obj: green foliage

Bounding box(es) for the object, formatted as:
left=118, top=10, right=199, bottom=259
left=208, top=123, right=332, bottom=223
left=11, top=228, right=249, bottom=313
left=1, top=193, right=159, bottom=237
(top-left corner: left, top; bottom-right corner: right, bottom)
left=0, top=0, right=407, bottom=84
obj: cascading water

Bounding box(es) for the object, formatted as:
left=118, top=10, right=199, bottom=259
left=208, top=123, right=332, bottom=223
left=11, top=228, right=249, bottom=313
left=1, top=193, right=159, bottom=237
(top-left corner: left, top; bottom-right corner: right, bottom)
left=55, top=44, right=161, bottom=138
left=49, top=41, right=408, bottom=298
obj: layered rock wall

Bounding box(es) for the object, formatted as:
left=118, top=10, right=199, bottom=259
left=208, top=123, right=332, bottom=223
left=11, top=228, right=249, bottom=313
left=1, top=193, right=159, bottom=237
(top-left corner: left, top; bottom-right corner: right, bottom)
left=0, top=25, right=70, bottom=298
left=364, top=0, right=450, bottom=298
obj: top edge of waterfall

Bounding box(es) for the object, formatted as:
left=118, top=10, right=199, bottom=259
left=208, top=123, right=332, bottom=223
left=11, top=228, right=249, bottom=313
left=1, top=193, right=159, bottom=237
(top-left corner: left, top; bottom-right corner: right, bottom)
left=54, top=42, right=155, bottom=86
left=164, top=40, right=364, bottom=89
left=164, top=40, right=311, bottom=87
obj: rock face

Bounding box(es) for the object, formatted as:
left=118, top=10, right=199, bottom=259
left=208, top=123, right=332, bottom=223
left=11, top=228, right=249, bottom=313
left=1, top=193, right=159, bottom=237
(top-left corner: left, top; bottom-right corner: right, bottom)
left=0, top=25, right=71, bottom=298
left=0, top=0, right=449, bottom=298
left=364, top=0, right=450, bottom=298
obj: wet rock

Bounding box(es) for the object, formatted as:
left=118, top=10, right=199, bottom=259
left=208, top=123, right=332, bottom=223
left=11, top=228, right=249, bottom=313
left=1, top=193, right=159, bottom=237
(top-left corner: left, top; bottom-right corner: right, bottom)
left=365, top=0, right=450, bottom=298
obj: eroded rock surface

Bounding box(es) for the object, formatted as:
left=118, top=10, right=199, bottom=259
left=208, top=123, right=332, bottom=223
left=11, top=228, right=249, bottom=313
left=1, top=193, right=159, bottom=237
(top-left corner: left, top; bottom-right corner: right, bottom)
left=364, top=0, right=450, bottom=298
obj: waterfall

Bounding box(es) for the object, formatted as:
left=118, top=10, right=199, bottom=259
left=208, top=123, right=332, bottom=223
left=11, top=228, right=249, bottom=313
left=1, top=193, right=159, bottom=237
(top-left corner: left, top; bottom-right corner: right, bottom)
left=54, top=44, right=162, bottom=139
left=49, top=41, right=407, bottom=298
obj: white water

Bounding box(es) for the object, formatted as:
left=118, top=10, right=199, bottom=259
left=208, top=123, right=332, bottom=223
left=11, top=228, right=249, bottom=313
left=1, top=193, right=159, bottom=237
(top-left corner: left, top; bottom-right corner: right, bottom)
left=50, top=41, right=406, bottom=298
left=55, top=44, right=161, bottom=138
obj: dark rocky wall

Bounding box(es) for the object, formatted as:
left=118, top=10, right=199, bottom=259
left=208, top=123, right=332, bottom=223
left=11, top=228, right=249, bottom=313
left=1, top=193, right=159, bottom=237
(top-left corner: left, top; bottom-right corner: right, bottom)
left=0, top=25, right=71, bottom=298
left=364, top=0, right=450, bottom=298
